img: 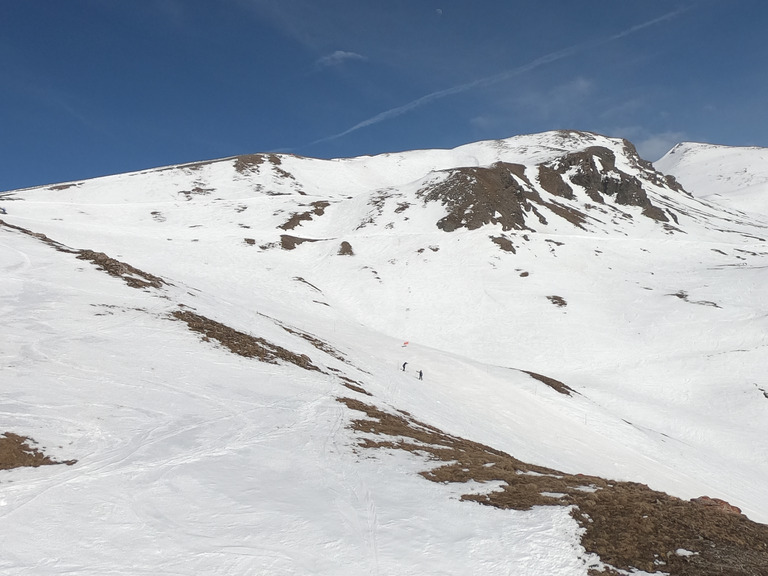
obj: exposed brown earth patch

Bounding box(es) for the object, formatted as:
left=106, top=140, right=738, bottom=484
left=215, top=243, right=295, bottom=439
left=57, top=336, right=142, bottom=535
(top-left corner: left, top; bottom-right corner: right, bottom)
left=233, top=153, right=301, bottom=192
left=279, top=201, right=330, bottom=230
left=178, top=184, right=214, bottom=200
left=154, top=158, right=218, bottom=173
left=521, top=370, right=575, bottom=396
left=1, top=220, right=166, bottom=290
left=419, top=162, right=552, bottom=232
left=546, top=199, right=590, bottom=229
left=48, top=183, right=81, bottom=191
left=338, top=376, right=371, bottom=396
left=666, top=209, right=680, bottom=224
left=293, top=276, right=322, bottom=292
left=338, top=241, right=354, bottom=255
left=339, top=397, right=768, bottom=576
left=362, top=266, right=381, bottom=282
left=547, top=295, right=568, bottom=307
left=669, top=290, right=721, bottom=308
left=490, top=235, right=516, bottom=253
left=357, top=191, right=393, bottom=230
left=77, top=250, right=166, bottom=289
left=233, top=153, right=282, bottom=174
left=171, top=310, right=321, bottom=372
left=276, top=322, right=349, bottom=365
left=327, top=368, right=371, bottom=396
left=280, top=235, right=321, bottom=250
left=0, top=219, right=76, bottom=252
left=0, top=433, right=76, bottom=470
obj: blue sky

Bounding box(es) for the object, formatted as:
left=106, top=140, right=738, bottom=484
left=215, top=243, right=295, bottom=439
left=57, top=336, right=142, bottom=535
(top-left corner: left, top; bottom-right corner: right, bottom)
left=2, top=0, right=767, bottom=191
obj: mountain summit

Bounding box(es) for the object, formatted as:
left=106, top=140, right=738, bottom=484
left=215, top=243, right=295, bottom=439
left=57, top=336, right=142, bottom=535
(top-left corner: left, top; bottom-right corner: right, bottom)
left=2, top=131, right=768, bottom=575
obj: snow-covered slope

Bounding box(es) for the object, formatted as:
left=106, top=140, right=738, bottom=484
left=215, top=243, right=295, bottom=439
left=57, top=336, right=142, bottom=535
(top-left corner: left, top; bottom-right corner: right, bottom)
left=656, top=141, right=768, bottom=216
left=2, top=131, right=768, bottom=575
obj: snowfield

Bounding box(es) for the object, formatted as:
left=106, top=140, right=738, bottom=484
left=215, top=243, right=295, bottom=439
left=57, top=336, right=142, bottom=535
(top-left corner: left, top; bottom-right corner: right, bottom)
left=656, top=141, right=768, bottom=216
left=2, top=131, right=767, bottom=575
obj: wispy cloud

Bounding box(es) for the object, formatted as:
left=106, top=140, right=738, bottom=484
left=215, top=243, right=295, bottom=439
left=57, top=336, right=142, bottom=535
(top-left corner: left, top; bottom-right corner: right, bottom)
left=307, top=7, right=692, bottom=147
left=316, top=50, right=367, bottom=68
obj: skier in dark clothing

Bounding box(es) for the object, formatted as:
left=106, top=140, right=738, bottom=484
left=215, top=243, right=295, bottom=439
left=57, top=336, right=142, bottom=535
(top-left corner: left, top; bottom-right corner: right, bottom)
left=418, top=370, right=423, bottom=380
left=402, top=362, right=407, bottom=371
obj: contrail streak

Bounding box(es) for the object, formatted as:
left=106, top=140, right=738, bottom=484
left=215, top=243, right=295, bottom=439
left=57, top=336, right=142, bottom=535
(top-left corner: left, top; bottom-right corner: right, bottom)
left=609, top=5, right=691, bottom=41
left=307, top=7, right=691, bottom=147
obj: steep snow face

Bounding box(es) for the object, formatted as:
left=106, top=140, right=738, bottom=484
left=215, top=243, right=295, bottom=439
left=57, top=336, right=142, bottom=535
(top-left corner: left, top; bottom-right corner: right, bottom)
left=655, top=142, right=768, bottom=217
left=2, top=131, right=768, bottom=574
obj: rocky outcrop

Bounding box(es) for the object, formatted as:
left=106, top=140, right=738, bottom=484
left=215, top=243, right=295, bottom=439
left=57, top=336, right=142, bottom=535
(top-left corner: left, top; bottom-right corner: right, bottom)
left=418, top=162, right=586, bottom=232
left=418, top=140, right=684, bottom=233
left=419, top=162, right=543, bottom=232
left=542, top=146, right=670, bottom=222
left=338, top=241, right=354, bottom=255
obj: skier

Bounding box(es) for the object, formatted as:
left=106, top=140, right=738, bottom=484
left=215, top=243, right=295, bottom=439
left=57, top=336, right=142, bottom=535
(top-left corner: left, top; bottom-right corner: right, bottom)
left=418, top=370, right=423, bottom=380
left=402, top=362, right=407, bottom=371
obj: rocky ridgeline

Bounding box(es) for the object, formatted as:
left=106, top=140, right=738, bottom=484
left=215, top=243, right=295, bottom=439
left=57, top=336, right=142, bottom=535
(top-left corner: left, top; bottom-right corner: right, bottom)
left=417, top=142, right=685, bottom=233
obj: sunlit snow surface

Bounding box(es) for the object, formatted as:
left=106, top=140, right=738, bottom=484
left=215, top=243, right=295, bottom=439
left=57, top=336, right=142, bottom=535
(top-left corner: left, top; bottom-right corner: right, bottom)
left=656, top=141, right=768, bottom=215
left=2, top=132, right=768, bottom=574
